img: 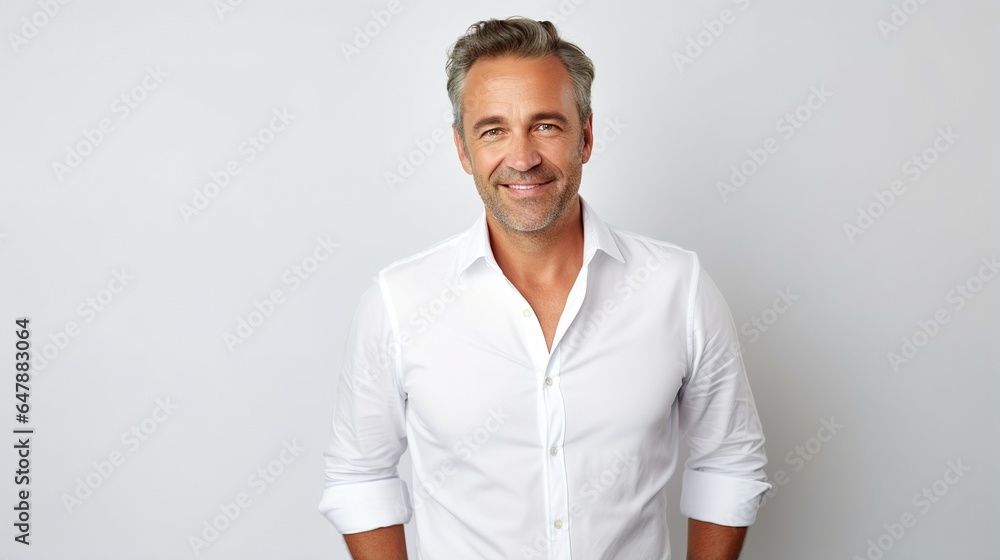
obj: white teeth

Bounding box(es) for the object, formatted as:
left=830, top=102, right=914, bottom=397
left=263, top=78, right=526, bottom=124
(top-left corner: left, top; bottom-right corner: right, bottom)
left=506, top=184, right=541, bottom=190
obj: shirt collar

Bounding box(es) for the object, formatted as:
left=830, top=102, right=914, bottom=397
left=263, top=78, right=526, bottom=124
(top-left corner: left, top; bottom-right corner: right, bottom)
left=456, top=195, right=625, bottom=276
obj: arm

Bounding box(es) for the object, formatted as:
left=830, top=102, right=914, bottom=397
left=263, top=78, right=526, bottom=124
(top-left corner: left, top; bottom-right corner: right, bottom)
left=687, top=519, right=746, bottom=560
left=318, top=282, right=413, bottom=551
left=678, top=261, right=771, bottom=557
left=344, top=525, right=408, bottom=560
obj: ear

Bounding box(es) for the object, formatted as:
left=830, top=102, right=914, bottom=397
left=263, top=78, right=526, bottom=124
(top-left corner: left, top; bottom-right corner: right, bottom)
left=453, top=124, right=473, bottom=175
left=580, top=113, right=595, bottom=164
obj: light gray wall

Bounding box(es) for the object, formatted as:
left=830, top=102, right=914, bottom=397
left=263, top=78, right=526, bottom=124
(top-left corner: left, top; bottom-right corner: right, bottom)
left=1, top=1, right=996, bottom=558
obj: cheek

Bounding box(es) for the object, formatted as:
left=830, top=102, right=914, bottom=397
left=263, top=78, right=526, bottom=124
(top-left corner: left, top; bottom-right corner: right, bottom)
left=471, top=150, right=503, bottom=177
left=537, top=148, right=572, bottom=173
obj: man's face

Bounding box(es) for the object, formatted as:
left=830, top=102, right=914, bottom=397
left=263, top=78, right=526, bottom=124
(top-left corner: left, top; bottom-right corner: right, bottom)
left=453, top=55, right=594, bottom=234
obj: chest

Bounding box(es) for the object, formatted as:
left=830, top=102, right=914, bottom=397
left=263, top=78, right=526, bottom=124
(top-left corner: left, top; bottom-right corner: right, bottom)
left=398, top=276, right=689, bottom=448
left=518, top=283, right=573, bottom=353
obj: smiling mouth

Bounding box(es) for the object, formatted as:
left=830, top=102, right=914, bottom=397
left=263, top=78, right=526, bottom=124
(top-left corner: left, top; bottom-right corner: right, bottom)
left=501, top=180, right=553, bottom=190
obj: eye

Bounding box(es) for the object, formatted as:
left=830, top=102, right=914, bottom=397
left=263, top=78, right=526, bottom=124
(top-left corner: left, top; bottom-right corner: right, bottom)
left=482, top=128, right=501, bottom=138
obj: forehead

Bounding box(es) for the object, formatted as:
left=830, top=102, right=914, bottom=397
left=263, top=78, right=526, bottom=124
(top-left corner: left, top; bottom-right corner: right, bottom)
left=462, top=55, right=576, bottom=116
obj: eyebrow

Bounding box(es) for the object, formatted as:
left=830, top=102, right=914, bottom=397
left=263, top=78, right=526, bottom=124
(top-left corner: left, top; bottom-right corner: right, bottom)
left=471, top=112, right=570, bottom=133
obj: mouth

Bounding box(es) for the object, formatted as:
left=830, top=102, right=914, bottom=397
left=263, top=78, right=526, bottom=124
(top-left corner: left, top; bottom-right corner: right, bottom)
left=500, top=180, right=554, bottom=192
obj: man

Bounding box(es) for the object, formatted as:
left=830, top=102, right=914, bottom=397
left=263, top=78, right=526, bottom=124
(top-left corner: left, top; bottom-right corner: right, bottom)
left=319, top=16, right=770, bottom=560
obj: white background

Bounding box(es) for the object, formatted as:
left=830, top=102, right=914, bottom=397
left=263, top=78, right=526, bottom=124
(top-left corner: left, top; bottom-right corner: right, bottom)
left=0, top=0, right=997, bottom=558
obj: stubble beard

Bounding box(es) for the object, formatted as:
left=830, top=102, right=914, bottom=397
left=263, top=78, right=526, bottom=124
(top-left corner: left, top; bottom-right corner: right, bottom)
left=470, top=143, right=584, bottom=236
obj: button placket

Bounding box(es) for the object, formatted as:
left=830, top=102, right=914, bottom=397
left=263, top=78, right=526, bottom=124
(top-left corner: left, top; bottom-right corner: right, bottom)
left=539, top=267, right=591, bottom=559
left=513, top=265, right=591, bottom=559
left=541, top=348, right=571, bottom=558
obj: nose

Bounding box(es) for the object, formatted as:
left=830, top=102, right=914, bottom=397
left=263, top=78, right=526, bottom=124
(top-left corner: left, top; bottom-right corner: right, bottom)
left=503, top=130, right=542, bottom=172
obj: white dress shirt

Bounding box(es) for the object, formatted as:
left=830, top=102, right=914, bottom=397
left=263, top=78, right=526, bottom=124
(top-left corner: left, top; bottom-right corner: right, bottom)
left=319, top=196, right=771, bottom=559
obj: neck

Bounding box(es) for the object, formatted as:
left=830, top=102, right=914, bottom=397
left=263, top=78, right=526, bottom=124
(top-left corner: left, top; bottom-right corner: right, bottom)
left=486, top=198, right=584, bottom=286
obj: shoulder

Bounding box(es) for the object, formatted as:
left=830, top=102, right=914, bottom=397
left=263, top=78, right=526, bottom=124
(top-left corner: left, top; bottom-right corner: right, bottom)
left=382, top=229, right=467, bottom=272
left=372, top=226, right=473, bottom=304
left=605, top=222, right=701, bottom=279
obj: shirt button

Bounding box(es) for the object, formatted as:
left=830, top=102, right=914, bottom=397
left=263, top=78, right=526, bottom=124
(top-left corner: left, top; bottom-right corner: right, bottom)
left=544, top=377, right=553, bottom=386
left=554, top=519, right=563, bottom=529
left=550, top=447, right=558, bottom=456
left=523, top=309, right=532, bottom=317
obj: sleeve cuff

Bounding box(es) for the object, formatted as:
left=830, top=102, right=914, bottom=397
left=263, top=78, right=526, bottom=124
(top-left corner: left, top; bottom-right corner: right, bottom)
left=680, top=467, right=771, bottom=526
left=318, top=477, right=413, bottom=534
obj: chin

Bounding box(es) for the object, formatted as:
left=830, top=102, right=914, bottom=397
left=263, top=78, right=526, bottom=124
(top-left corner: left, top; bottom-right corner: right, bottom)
left=500, top=210, right=561, bottom=233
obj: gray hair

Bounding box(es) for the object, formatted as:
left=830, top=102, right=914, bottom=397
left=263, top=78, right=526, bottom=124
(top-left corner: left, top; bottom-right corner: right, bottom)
left=445, top=16, right=596, bottom=143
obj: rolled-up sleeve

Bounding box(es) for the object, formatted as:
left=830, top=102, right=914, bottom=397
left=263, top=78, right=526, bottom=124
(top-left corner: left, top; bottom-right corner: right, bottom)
left=678, top=260, right=771, bottom=526
left=318, top=280, right=412, bottom=534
